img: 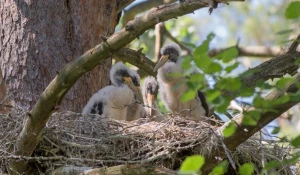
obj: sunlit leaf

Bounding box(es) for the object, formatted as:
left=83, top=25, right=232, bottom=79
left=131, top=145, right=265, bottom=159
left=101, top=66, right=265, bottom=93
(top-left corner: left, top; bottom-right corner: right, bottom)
left=189, top=74, right=204, bottom=83
left=242, top=110, right=261, bottom=126
left=276, top=77, right=294, bottom=89
left=205, top=62, right=222, bottom=74
left=216, top=77, right=242, bottom=91
left=194, top=33, right=215, bottom=55
left=223, top=122, right=236, bottom=138
left=285, top=1, right=300, bottom=19
left=209, top=160, right=228, bottom=175
left=291, top=135, right=300, bottom=147
left=215, top=96, right=231, bottom=113
left=271, top=127, right=280, bottom=134
left=181, top=56, right=193, bottom=70
left=181, top=90, right=196, bottom=102
left=239, top=87, right=255, bottom=97
left=225, top=62, right=239, bottom=73
left=194, top=53, right=211, bottom=69
left=215, top=47, right=239, bottom=63
left=179, top=155, right=205, bottom=173
left=238, top=163, right=254, bottom=175
left=206, top=89, right=221, bottom=102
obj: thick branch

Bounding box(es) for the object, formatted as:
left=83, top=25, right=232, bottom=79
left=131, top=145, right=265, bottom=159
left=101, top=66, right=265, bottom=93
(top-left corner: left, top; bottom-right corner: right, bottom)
left=122, top=0, right=177, bottom=26
left=202, top=73, right=300, bottom=173
left=208, top=46, right=284, bottom=58
left=113, top=48, right=156, bottom=76
left=10, top=0, right=243, bottom=173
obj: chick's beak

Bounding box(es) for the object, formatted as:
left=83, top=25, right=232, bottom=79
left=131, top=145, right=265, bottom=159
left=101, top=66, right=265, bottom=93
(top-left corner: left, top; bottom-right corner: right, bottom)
left=153, top=55, right=169, bottom=72
left=123, top=77, right=144, bottom=104
left=135, top=86, right=144, bottom=104
left=146, top=93, right=155, bottom=116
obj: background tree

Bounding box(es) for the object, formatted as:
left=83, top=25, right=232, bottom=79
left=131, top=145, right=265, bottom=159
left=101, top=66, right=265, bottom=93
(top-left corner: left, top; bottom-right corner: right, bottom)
left=0, top=0, right=122, bottom=112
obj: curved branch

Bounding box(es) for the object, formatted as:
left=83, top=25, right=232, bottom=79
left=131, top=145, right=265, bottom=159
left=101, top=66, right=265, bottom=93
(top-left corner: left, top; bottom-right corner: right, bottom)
left=10, top=0, right=244, bottom=173
left=113, top=48, right=156, bottom=76
left=122, top=0, right=177, bottom=27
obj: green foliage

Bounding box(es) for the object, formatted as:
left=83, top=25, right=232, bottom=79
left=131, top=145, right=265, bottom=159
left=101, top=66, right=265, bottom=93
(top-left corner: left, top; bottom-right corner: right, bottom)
left=291, top=135, right=300, bottom=147
left=276, top=77, right=294, bottom=89
left=242, top=110, right=261, bottom=126
left=271, top=127, right=280, bottom=134
left=209, top=160, right=228, bottom=175
left=223, top=122, right=236, bottom=138
left=215, top=47, right=239, bottom=63
left=181, top=90, right=197, bottom=102
left=285, top=1, right=300, bottom=19
left=179, top=155, right=205, bottom=174
left=264, top=153, right=300, bottom=171
left=205, top=89, right=221, bottom=103
left=215, top=77, right=241, bottom=91
left=224, top=62, right=239, bottom=73
left=238, top=163, right=254, bottom=175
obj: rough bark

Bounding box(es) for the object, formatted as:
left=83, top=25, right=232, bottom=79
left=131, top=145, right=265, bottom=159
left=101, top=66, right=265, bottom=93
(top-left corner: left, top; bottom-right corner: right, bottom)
left=3, top=0, right=120, bottom=174
left=0, top=0, right=119, bottom=112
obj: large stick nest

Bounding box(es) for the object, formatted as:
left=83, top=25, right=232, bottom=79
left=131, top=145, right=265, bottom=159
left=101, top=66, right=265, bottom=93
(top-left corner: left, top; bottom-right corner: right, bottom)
left=0, top=110, right=297, bottom=174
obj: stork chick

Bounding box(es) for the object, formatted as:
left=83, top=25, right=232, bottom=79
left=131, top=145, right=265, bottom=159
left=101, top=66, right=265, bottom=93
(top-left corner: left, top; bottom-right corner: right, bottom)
left=126, top=68, right=144, bottom=121
left=141, top=76, right=161, bottom=117
left=82, top=62, right=142, bottom=121
left=153, top=43, right=209, bottom=121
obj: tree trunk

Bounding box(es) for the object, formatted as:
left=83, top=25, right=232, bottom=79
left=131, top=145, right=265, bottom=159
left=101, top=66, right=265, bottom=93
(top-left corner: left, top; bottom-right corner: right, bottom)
left=0, top=0, right=120, bottom=112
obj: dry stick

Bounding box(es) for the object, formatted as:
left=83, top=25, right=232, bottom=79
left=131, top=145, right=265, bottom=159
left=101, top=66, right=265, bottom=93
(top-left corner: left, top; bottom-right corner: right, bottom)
left=10, top=1, right=245, bottom=173
left=163, top=25, right=193, bottom=56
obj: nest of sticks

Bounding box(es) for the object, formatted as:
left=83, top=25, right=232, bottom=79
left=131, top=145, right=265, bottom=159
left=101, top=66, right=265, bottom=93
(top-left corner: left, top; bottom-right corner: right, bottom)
left=0, top=110, right=297, bottom=174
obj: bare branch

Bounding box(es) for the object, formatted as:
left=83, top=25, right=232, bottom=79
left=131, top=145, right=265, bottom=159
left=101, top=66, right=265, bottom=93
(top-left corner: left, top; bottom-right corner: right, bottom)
left=163, top=24, right=193, bottom=55
left=11, top=0, right=244, bottom=173
left=113, top=48, right=156, bottom=77
left=208, top=45, right=284, bottom=58
left=122, top=0, right=177, bottom=26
